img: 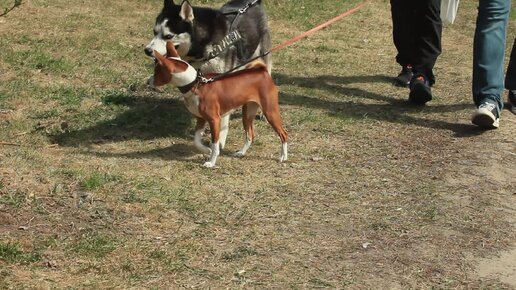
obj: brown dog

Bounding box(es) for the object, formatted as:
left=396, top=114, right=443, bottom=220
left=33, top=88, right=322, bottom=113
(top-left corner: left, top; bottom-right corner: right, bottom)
left=149, top=42, right=288, bottom=168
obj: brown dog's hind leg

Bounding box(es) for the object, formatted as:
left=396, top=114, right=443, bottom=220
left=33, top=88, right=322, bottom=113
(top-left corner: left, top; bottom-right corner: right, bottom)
left=262, top=101, right=288, bottom=162
left=235, top=102, right=260, bottom=157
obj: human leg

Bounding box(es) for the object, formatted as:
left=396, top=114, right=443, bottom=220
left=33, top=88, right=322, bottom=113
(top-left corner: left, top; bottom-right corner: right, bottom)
left=411, top=0, right=442, bottom=85
left=505, top=38, right=516, bottom=90
left=390, top=0, right=415, bottom=87
left=505, top=38, right=516, bottom=113
left=408, top=0, right=442, bottom=105
left=471, top=0, right=511, bottom=128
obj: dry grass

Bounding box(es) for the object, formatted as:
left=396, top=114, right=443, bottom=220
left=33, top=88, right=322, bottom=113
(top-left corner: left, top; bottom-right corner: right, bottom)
left=1, top=0, right=516, bottom=289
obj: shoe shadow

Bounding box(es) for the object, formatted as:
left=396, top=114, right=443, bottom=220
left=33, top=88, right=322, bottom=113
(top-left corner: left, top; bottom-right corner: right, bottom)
left=274, top=73, right=479, bottom=137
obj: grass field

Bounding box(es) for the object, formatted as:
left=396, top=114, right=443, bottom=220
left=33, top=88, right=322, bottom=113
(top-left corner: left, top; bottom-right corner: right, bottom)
left=1, top=0, right=516, bottom=288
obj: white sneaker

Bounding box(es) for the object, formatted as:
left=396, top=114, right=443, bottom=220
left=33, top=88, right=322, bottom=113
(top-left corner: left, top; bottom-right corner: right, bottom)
left=471, top=102, right=500, bottom=129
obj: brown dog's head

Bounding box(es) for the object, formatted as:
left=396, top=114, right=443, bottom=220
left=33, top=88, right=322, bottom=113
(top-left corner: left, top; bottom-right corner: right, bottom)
left=149, top=42, right=190, bottom=87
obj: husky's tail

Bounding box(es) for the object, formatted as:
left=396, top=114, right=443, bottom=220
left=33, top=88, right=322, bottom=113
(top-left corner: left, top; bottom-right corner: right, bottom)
left=260, top=30, right=272, bottom=74
left=245, top=59, right=267, bottom=70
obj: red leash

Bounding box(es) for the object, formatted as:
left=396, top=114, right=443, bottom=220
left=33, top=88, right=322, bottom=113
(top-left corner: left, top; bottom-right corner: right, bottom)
left=270, top=1, right=369, bottom=53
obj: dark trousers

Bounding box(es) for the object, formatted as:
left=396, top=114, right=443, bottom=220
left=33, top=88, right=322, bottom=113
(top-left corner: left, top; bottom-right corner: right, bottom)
left=506, top=38, right=516, bottom=90
left=390, top=0, right=442, bottom=85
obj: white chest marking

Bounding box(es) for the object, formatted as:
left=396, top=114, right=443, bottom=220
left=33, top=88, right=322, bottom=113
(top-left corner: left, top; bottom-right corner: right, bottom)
left=183, top=92, right=201, bottom=118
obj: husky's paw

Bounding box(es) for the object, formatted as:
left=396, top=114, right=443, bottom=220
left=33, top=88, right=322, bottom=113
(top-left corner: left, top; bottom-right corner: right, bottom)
left=202, top=161, right=216, bottom=168
left=233, top=151, right=246, bottom=158
left=279, top=154, right=288, bottom=162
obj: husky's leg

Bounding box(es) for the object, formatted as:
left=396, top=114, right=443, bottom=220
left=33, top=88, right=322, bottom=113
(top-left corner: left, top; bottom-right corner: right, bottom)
left=194, top=118, right=211, bottom=154
left=219, top=114, right=230, bottom=150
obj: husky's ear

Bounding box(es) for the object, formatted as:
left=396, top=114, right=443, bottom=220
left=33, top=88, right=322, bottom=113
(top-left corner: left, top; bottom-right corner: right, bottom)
left=166, top=42, right=180, bottom=58
left=179, top=1, right=194, bottom=23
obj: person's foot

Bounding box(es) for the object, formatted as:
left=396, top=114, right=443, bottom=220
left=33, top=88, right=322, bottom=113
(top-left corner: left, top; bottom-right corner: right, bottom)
left=508, top=90, right=516, bottom=115
left=394, top=65, right=413, bottom=87
left=408, top=75, right=432, bottom=105
left=471, top=101, right=500, bottom=129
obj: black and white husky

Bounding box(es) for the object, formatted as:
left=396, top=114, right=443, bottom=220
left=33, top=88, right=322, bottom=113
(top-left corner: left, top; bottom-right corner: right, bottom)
left=144, top=0, right=272, bottom=74
left=144, top=0, right=272, bottom=150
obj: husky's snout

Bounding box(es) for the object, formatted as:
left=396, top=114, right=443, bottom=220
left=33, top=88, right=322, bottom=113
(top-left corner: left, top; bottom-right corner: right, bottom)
left=144, top=47, right=154, bottom=56
left=144, top=37, right=167, bottom=58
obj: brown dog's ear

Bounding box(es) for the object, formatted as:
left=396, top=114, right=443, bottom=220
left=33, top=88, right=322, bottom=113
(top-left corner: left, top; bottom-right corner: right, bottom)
left=153, top=50, right=166, bottom=66
left=152, top=50, right=172, bottom=86
left=166, top=42, right=180, bottom=58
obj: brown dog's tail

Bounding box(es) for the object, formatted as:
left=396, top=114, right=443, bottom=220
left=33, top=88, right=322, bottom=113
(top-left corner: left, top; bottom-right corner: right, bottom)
left=245, top=59, right=267, bottom=70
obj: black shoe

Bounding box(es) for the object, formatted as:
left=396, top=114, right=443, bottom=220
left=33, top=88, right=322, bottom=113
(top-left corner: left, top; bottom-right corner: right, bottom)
left=394, top=65, right=413, bottom=87
left=408, top=75, right=432, bottom=105
left=508, top=90, right=516, bottom=115
left=471, top=101, right=500, bottom=129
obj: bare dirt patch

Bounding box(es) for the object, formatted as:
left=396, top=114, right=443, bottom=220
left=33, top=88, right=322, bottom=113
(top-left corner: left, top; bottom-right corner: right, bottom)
left=477, top=248, right=516, bottom=287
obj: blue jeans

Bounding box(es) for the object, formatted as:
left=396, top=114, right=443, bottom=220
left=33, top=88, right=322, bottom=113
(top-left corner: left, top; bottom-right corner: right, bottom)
left=473, top=0, right=512, bottom=110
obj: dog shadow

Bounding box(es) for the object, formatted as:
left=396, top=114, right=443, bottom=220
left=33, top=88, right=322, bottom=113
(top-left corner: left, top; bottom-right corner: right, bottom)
left=51, top=73, right=486, bottom=162
left=50, top=93, right=195, bottom=148
left=273, top=73, right=484, bottom=137
left=85, top=143, right=200, bottom=161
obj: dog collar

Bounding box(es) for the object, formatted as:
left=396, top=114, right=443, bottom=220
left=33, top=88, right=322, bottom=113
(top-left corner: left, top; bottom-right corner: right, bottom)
left=177, top=79, right=198, bottom=94
left=170, top=58, right=198, bottom=88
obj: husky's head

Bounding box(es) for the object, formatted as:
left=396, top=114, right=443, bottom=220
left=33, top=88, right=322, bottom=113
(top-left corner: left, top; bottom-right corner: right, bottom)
left=144, top=0, right=194, bottom=58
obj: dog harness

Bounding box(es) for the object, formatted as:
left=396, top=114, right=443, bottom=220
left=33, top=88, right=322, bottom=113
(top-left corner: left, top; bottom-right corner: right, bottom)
left=199, top=0, right=260, bottom=64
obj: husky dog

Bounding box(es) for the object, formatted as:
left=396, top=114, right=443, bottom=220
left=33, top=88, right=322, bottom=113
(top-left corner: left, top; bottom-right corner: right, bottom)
left=144, top=0, right=272, bottom=74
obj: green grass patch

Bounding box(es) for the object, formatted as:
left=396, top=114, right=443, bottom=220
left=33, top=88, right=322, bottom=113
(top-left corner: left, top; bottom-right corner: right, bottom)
left=267, top=0, right=361, bottom=29
left=80, top=172, right=121, bottom=191
left=0, top=189, right=26, bottom=209
left=44, top=85, right=92, bottom=107
left=147, top=248, right=188, bottom=272
left=70, top=234, right=118, bottom=259
left=4, top=49, right=74, bottom=74
left=163, top=185, right=200, bottom=218
left=0, top=243, right=41, bottom=264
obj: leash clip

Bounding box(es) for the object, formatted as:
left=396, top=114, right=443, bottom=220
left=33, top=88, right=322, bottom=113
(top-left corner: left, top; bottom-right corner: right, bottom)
left=200, top=76, right=214, bottom=83
left=238, top=0, right=258, bottom=14
left=238, top=6, right=248, bottom=14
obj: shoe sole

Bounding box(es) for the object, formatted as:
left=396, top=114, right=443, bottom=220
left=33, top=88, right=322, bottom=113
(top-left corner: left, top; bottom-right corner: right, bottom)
left=408, top=82, right=432, bottom=105
left=471, top=108, right=500, bottom=129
